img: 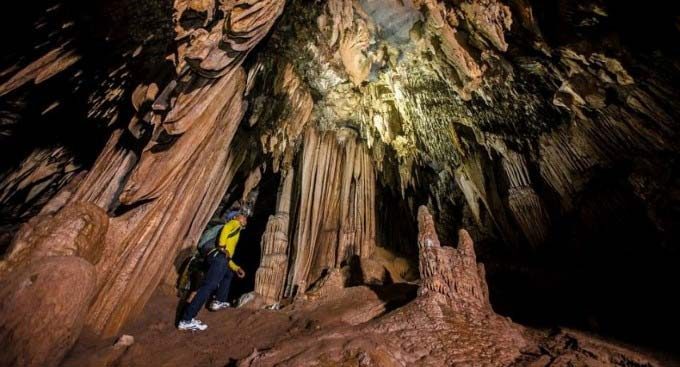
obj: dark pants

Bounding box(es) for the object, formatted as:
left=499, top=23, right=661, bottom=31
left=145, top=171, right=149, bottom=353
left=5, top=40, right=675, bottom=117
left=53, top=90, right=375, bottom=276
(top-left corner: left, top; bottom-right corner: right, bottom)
left=181, top=251, right=233, bottom=321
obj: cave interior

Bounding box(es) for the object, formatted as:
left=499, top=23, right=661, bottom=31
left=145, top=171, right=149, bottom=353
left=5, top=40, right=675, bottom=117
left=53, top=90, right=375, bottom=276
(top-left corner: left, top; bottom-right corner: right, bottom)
left=0, top=0, right=679, bottom=366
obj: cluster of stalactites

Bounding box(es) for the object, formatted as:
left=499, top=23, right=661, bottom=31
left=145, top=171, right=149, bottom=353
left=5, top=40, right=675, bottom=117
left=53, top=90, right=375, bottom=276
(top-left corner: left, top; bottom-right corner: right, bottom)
left=258, top=62, right=314, bottom=173
left=415, top=0, right=512, bottom=100
left=173, top=0, right=286, bottom=78
left=287, top=128, right=377, bottom=296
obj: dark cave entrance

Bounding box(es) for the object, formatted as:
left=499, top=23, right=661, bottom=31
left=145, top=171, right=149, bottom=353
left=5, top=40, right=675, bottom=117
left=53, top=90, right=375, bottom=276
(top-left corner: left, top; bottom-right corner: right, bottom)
left=228, top=170, right=281, bottom=303
left=375, top=185, right=419, bottom=258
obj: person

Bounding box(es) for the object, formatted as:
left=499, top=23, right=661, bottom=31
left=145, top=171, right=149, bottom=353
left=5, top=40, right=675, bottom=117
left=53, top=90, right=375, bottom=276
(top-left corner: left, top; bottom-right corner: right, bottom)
left=178, top=213, right=248, bottom=331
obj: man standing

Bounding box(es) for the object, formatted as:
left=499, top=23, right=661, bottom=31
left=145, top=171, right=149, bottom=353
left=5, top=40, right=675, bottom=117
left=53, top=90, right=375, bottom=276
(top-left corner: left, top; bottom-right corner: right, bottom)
left=178, top=214, right=247, bottom=331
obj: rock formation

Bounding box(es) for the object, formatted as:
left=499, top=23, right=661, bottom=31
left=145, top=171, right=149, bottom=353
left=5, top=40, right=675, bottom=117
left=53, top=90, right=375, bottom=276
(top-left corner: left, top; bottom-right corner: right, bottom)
left=0, top=202, right=107, bottom=367
left=2, top=0, right=285, bottom=343
left=239, top=206, right=526, bottom=366
left=254, top=169, right=294, bottom=306
left=288, top=128, right=376, bottom=295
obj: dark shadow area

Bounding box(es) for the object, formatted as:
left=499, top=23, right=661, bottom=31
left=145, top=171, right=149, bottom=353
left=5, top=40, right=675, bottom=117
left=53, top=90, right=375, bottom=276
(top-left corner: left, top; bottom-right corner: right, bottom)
left=368, top=282, right=418, bottom=314
left=529, top=0, right=678, bottom=55
left=229, top=171, right=281, bottom=302
left=486, top=168, right=680, bottom=353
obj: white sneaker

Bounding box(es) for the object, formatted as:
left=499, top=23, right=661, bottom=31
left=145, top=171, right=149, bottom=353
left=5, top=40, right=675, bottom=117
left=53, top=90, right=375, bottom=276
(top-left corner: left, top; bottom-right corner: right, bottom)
left=208, top=301, right=231, bottom=311
left=178, top=318, right=208, bottom=331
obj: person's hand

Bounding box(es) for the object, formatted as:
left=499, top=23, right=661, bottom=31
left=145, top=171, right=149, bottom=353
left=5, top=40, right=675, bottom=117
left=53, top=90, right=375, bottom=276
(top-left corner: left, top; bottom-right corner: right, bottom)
left=236, top=268, right=246, bottom=279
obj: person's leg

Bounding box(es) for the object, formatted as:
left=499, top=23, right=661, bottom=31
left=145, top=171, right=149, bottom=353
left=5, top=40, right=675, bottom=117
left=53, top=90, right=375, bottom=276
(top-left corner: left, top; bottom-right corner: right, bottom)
left=181, top=252, right=227, bottom=321
left=214, top=267, right=234, bottom=303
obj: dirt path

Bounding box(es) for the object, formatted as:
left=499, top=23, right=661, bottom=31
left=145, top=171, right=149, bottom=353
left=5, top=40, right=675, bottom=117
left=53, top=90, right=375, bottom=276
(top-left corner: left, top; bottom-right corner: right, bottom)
left=62, top=282, right=416, bottom=367
left=63, top=292, right=294, bottom=366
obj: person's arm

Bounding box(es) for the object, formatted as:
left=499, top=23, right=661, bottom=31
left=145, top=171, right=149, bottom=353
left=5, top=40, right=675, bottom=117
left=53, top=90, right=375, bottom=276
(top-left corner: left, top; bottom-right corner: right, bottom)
left=228, top=259, right=241, bottom=272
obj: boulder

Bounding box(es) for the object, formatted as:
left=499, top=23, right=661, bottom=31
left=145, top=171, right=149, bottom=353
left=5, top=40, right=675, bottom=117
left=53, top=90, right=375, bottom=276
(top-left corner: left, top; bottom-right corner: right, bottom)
left=0, top=256, right=97, bottom=367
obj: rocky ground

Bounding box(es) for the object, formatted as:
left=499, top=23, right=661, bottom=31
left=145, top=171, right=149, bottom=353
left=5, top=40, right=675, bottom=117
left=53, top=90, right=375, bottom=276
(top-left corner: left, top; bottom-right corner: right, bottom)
left=61, top=286, right=677, bottom=367
left=61, top=283, right=414, bottom=367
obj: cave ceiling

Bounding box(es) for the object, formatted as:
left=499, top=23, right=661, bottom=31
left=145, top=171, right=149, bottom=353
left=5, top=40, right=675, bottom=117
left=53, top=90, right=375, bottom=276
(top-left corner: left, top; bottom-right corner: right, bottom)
left=245, top=0, right=679, bottom=247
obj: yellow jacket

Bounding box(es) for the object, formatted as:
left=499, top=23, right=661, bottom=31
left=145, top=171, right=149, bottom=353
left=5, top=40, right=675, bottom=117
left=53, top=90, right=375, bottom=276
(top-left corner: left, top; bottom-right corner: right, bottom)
left=218, top=219, right=242, bottom=272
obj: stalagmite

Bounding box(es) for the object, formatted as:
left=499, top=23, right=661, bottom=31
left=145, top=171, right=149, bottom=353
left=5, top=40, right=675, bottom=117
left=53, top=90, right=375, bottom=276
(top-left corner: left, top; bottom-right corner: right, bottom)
left=416, top=205, right=492, bottom=312
left=0, top=202, right=108, bottom=367
left=240, top=206, right=527, bottom=366
left=254, top=168, right=294, bottom=305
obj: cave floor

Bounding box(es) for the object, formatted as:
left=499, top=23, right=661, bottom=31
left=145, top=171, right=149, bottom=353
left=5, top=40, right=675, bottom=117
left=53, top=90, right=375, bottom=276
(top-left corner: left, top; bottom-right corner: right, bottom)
left=63, top=290, right=292, bottom=366
left=61, top=284, right=679, bottom=367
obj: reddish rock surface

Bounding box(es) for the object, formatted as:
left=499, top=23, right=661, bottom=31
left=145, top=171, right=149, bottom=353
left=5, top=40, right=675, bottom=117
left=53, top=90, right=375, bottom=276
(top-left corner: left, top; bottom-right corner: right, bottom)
left=60, top=260, right=670, bottom=367
left=0, top=203, right=107, bottom=367
left=0, top=257, right=96, bottom=367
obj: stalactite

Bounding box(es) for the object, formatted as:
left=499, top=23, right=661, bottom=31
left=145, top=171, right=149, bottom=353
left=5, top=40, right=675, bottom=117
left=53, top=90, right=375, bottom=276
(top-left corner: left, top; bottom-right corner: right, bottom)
left=85, top=70, right=247, bottom=336
left=538, top=45, right=678, bottom=212
left=183, top=0, right=285, bottom=78
left=288, top=128, right=376, bottom=295
left=0, top=147, right=81, bottom=220
left=459, top=0, right=512, bottom=52
left=0, top=44, right=80, bottom=97
left=421, top=0, right=483, bottom=100
left=69, top=130, right=137, bottom=211
left=254, top=168, right=294, bottom=305
left=259, top=62, right=314, bottom=172
left=501, top=151, right=550, bottom=247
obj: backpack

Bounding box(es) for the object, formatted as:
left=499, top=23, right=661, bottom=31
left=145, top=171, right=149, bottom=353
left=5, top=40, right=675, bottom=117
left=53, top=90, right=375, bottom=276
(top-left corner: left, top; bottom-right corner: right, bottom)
left=176, top=252, right=207, bottom=299
left=197, top=224, right=224, bottom=256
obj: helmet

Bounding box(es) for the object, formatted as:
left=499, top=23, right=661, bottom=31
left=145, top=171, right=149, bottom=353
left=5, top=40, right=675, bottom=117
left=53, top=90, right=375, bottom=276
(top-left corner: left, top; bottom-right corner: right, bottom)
left=240, top=207, right=253, bottom=217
